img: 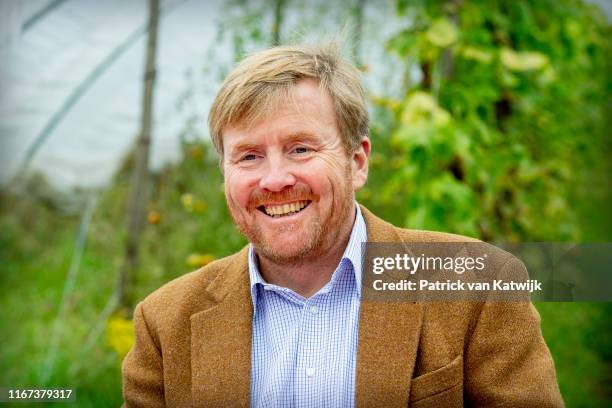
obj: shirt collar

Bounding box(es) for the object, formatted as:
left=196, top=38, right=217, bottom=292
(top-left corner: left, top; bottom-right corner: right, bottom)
left=248, top=202, right=367, bottom=311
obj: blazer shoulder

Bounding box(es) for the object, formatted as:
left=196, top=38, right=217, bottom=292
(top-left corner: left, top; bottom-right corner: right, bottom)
left=394, top=227, right=481, bottom=243
left=138, top=248, right=247, bottom=322
left=392, top=226, right=521, bottom=270
left=360, top=205, right=515, bottom=264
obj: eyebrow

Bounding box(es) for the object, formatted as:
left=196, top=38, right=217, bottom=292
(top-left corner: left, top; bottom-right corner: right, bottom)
left=228, top=141, right=260, bottom=155
left=284, top=131, right=320, bottom=145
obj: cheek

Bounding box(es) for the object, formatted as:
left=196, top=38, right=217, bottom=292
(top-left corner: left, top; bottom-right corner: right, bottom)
left=318, top=153, right=345, bottom=170
left=301, top=166, right=347, bottom=207
left=316, top=156, right=352, bottom=190
left=225, top=174, right=251, bottom=209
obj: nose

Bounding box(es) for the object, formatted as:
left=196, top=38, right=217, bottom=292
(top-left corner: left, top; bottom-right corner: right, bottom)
left=258, top=154, right=296, bottom=192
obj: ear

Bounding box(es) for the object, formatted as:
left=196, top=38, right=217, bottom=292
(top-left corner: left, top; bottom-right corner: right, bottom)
left=351, top=136, right=371, bottom=191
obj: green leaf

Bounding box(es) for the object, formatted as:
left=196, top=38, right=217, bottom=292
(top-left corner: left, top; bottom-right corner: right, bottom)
left=426, top=18, right=459, bottom=48
left=400, top=91, right=451, bottom=127
left=500, top=47, right=549, bottom=71
left=459, top=45, right=493, bottom=64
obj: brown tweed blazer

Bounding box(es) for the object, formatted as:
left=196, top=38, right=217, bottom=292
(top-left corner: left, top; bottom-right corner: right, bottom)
left=122, top=205, right=563, bottom=407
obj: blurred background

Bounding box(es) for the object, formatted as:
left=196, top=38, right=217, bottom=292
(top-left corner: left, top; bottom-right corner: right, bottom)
left=0, top=0, right=610, bottom=406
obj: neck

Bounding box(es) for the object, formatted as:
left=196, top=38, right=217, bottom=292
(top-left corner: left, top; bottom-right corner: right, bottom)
left=256, top=204, right=356, bottom=298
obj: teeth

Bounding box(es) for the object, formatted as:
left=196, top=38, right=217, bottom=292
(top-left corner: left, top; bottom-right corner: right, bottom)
left=263, top=201, right=308, bottom=217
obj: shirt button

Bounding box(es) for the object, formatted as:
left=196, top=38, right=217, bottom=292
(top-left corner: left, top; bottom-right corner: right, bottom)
left=310, top=306, right=318, bottom=314
left=306, top=367, right=315, bottom=377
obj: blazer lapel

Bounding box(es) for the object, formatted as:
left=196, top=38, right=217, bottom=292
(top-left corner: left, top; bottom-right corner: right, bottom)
left=190, top=247, right=253, bottom=407
left=356, top=206, right=424, bottom=408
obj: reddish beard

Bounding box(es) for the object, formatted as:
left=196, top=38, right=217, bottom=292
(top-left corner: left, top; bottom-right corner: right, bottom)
left=236, top=183, right=322, bottom=265
left=227, top=168, right=355, bottom=266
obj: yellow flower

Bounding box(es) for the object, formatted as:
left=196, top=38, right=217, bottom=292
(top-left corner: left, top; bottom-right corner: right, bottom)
left=106, top=316, right=134, bottom=359
left=181, top=193, right=194, bottom=211
left=186, top=253, right=215, bottom=267
left=147, top=210, right=161, bottom=225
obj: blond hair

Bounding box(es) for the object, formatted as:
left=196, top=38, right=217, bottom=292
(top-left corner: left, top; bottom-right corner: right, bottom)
left=208, top=43, right=369, bottom=154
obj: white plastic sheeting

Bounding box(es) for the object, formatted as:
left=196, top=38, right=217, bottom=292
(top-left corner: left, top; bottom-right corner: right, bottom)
left=1, top=0, right=227, bottom=190
left=0, top=0, right=404, bottom=191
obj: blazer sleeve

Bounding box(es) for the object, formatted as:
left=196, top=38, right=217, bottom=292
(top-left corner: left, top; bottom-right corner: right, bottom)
left=464, top=257, right=565, bottom=407
left=121, top=302, right=165, bottom=408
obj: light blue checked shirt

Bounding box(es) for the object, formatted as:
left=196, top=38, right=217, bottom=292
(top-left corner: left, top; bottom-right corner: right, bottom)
left=249, top=203, right=366, bottom=407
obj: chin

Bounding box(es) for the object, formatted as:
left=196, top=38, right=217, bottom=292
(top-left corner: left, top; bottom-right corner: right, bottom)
left=260, top=247, right=307, bottom=264
left=256, top=230, right=321, bottom=264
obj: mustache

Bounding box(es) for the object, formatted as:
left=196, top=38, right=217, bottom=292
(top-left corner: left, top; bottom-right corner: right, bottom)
left=248, top=185, right=314, bottom=209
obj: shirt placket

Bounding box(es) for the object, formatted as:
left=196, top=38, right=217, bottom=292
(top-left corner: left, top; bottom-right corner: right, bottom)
left=294, top=294, right=327, bottom=408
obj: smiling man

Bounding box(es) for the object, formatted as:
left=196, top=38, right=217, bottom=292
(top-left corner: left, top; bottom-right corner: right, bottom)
left=221, top=75, right=367, bottom=299
left=122, top=44, right=563, bottom=407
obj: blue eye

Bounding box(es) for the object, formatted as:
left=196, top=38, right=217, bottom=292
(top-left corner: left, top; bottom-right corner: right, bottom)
left=293, top=147, right=310, bottom=154
left=241, top=154, right=258, bottom=161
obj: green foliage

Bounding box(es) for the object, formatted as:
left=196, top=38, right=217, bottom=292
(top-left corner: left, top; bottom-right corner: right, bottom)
left=361, top=0, right=611, bottom=242
left=358, top=1, right=612, bottom=405
left=536, top=302, right=612, bottom=407
left=0, top=141, right=245, bottom=407
left=0, top=188, right=123, bottom=407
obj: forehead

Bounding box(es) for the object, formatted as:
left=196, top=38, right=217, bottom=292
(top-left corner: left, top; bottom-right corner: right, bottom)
left=222, top=79, right=339, bottom=150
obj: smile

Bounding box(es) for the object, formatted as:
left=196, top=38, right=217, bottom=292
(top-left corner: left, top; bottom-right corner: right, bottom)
left=258, top=200, right=311, bottom=217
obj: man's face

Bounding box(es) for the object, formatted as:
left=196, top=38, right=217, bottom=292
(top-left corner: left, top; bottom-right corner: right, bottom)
left=222, top=79, right=369, bottom=264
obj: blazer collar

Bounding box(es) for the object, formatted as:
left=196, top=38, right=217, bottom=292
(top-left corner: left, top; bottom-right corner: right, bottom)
left=190, top=246, right=252, bottom=406
left=189, top=206, right=423, bottom=406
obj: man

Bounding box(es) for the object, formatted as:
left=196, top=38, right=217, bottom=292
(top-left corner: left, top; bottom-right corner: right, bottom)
left=122, top=43, right=563, bottom=407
